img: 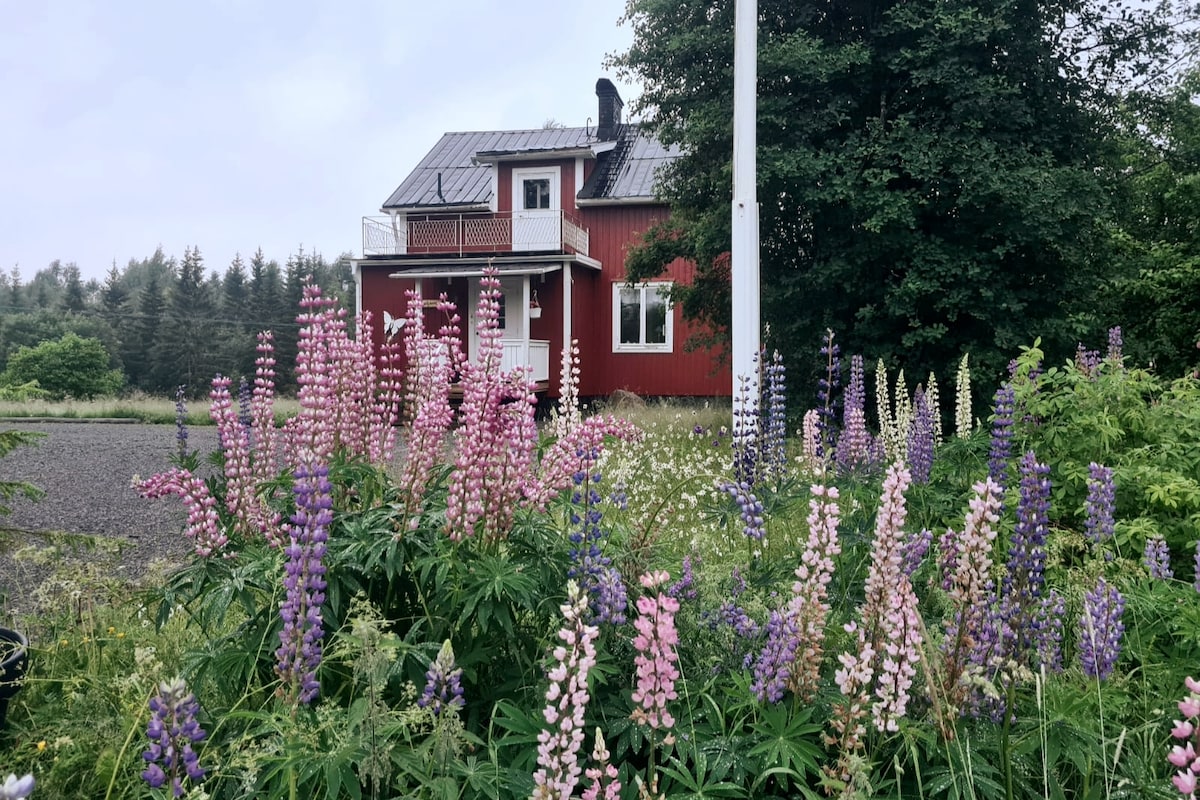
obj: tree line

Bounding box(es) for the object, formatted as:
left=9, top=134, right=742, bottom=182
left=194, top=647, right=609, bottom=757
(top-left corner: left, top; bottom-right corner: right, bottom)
left=0, top=246, right=354, bottom=396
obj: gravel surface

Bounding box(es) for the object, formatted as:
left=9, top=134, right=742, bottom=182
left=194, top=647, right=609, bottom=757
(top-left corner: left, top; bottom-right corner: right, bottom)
left=0, top=420, right=221, bottom=617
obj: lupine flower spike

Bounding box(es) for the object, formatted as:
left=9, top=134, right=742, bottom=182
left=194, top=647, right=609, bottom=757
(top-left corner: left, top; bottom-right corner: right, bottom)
left=0, top=774, right=35, bottom=800
left=275, top=462, right=333, bottom=706
left=533, top=581, right=600, bottom=800
left=418, top=639, right=465, bottom=715
left=954, top=354, right=972, bottom=439
left=1079, top=577, right=1125, bottom=681
left=582, top=728, right=621, bottom=800
left=1146, top=535, right=1174, bottom=579
left=142, top=677, right=207, bottom=797
left=631, top=570, right=681, bottom=734
left=1168, top=675, right=1200, bottom=798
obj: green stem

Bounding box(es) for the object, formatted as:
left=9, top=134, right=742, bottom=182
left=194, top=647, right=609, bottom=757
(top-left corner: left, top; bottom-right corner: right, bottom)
left=104, top=691, right=150, bottom=800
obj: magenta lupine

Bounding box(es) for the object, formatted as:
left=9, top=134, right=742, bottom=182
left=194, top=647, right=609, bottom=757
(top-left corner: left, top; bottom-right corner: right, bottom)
left=275, top=462, right=332, bottom=706
left=135, top=469, right=227, bottom=557
left=533, top=581, right=599, bottom=800
left=141, top=677, right=207, bottom=797
left=249, top=332, right=285, bottom=545
left=523, top=414, right=641, bottom=509
left=581, top=728, right=621, bottom=800
left=1079, top=577, right=1125, bottom=680
left=397, top=290, right=462, bottom=524
left=787, top=484, right=841, bottom=701
left=418, top=640, right=465, bottom=716
left=1168, top=676, right=1200, bottom=798
left=1085, top=462, right=1116, bottom=546
left=209, top=375, right=257, bottom=539
left=1146, top=535, right=1175, bottom=579
left=630, top=570, right=681, bottom=732
left=445, top=270, right=538, bottom=542
left=906, top=387, right=935, bottom=484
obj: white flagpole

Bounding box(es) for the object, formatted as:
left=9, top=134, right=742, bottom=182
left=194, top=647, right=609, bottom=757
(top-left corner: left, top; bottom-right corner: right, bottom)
left=731, top=0, right=760, bottom=416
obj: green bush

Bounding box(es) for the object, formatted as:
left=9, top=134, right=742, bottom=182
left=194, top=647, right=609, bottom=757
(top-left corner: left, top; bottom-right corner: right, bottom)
left=0, top=332, right=124, bottom=400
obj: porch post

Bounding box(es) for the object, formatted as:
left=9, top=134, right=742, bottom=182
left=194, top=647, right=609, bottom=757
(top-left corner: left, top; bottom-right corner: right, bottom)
left=562, top=262, right=573, bottom=351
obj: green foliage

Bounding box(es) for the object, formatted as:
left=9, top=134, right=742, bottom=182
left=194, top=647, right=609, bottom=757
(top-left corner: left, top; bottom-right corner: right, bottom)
left=612, top=0, right=1199, bottom=388
left=0, top=428, right=45, bottom=515
left=0, top=332, right=123, bottom=400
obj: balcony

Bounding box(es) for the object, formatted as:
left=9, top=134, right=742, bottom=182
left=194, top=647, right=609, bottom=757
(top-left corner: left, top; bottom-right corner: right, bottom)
left=363, top=211, right=589, bottom=258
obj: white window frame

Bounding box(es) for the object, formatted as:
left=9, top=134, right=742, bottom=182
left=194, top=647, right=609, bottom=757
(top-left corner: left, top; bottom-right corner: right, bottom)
left=612, top=281, right=673, bottom=353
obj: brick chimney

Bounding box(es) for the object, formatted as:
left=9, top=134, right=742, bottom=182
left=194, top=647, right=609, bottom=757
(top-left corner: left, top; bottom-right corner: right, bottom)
left=595, top=78, right=624, bottom=141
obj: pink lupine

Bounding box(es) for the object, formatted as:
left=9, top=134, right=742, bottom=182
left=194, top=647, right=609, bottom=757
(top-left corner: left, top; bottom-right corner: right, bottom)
left=524, top=414, right=642, bottom=509
left=135, top=469, right=227, bottom=557
left=938, top=476, right=1004, bottom=719
left=533, top=581, right=599, bottom=800
left=1169, top=676, right=1200, bottom=799
left=550, top=339, right=583, bottom=442
left=251, top=331, right=280, bottom=480
left=786, top=484, right=841, bottom=701
left=826, top=621, right=875, bottom=786
left=397, top=290, right=461, bottom=525
left=798, top=409, right=824, bottom=474
left=581, top=728, right=621, bottom=800
left=445, top=270, right=538, bottom=542
left=630, top=570, right=681, bottom=732
left=209, top=376, right=258, bottom=539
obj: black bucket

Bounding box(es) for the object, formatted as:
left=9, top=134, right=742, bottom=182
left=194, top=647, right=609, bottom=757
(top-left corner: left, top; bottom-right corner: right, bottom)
left=0, top=627, right=29, bottom=729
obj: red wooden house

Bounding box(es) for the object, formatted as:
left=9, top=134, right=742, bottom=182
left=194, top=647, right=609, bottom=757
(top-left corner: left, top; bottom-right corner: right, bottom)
left=352, top=79, right=729, bottom=399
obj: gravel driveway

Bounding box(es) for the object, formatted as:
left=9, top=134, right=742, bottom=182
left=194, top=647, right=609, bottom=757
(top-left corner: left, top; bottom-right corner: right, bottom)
left=0, top=420, right=221, bottom=618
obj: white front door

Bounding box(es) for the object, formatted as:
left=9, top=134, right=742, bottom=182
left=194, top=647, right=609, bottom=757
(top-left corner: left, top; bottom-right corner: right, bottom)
left=511, top=167, right=560, bottom=251
left=467, top=276, right=527, bottom=364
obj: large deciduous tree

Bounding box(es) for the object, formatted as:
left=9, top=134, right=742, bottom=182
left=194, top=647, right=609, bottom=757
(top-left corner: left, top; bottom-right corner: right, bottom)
left=612, top=0, right=1199, bottom=387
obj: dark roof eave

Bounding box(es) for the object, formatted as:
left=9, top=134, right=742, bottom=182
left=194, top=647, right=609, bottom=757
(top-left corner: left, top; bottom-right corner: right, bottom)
left=575, top=196, right=668, bottom=207
left=380, top=202, right=492, bottom=212
left=472, top=146, right=599, bottom=164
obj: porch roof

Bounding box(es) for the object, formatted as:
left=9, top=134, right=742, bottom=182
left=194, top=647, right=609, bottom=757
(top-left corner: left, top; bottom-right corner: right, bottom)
left=385, top=253, right=600, bottom=280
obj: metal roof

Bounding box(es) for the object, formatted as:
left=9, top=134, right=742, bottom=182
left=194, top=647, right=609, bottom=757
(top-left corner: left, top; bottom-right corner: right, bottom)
left=381, top=124, right=679, bottom=209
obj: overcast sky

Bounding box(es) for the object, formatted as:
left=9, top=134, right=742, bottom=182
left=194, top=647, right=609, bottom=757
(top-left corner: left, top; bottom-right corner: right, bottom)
left=0, top=1, right=637, bottom=283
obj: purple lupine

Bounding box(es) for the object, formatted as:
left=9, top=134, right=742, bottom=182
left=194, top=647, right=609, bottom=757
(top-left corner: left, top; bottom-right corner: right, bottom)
left=816, top=329, right=841, bottom=458
left=1084, top=463, right=1116, bottom=546
left=668, top=554, right=698, bottom=601
left=988, top=384, right=1015, bottom=490
left=275, top=462, right=332, bottom=706
left=762, top=350, right=788, bottom=483
left=1145, top=536, right=1174, bottom=579
left=418, top=639, right=465, bottom=716
left=173, top=385, right=189, bottom=463
left=141, top=677, right=207, bottom=797
left=721, top=479, right=766, bottom=540
left=752, top=609, right=801, bottom=703
left=1079, top=577, right=1125, bottom=681
left=0, top=774, right=34, bottom=800
left=837, top=354, right=876, bottom=474
left=1034, top=589, right=1065, bottom=673
left=592, top=567, right=629, bottom=626
left=1002, top=452, right=1051, bottom=621
left=1107, top=326, right=1123, bottom=365
left=900, top=528, right=933, bottom=577
left=1076, top=343, right=1101, bottom=378
left=566, top=453, right=625, bottom=625
left=731, top=372, right=761, bottom=487
left=707, top=602, right=761, bottom=639
left=1193, top=542, right=1200, bottom=594
left=237, top=376, right=253, bottom=430
left=907, top=388, right=935, bottom=484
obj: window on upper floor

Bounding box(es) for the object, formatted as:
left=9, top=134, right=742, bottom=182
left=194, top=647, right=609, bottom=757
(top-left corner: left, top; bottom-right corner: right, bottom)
left=523, top=178, right=552, bottom=210
left=612, top=282, right=672, bottom=353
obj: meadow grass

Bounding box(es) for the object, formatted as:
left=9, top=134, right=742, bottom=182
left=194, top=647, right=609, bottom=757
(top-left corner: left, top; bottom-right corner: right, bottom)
left=0, top=394, right=302, bottom=425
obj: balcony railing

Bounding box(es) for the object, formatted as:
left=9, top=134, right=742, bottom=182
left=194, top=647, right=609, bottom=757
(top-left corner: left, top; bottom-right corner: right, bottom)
left=363, top=211, right=589, bottom=258
left=501, top=339, right=551, bottom=383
